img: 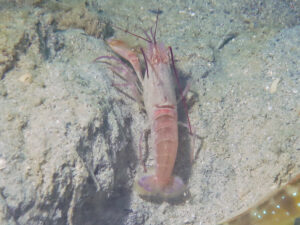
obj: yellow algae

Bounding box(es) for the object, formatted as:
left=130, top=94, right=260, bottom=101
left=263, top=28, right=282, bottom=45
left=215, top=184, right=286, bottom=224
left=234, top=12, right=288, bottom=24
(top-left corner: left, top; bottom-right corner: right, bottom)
left=218, top=174, right=300, bottom=225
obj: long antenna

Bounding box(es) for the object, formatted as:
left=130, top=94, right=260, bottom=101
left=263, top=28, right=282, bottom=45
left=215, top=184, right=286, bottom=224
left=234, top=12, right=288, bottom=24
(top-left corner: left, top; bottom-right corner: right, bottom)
left=153, top=8, right=159, bottom=43
left=112, top=25, right=151, bottom=43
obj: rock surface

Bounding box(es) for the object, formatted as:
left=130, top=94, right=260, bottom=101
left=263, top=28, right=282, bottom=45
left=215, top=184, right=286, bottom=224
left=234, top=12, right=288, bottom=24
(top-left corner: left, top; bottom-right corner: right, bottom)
left=0, top=0, right=299, bottom=225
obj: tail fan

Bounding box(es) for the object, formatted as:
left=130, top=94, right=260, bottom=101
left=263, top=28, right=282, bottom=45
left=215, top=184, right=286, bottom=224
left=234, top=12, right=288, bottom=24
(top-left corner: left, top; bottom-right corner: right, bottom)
left=135, top=175, right=185, bottom=199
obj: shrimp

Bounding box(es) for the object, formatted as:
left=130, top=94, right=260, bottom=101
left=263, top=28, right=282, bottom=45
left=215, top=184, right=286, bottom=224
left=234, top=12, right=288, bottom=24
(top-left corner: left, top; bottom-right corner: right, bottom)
left=218, top=173, right=300, bottom=225
left=95, top=14, right=191, bottom=199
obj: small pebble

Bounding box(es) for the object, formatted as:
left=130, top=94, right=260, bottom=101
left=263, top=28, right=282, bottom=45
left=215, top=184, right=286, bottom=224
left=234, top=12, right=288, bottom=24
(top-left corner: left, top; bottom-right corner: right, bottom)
left=0, top=158, right=7, bottom=170
left=270, top=78, right=280, bottom=94
left=18, top=73, right=33, bottom=84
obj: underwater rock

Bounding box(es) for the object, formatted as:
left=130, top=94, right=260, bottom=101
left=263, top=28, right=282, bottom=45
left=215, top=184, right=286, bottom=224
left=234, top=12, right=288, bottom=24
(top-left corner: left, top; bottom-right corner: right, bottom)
left=0, top=4, right=131, bottom=225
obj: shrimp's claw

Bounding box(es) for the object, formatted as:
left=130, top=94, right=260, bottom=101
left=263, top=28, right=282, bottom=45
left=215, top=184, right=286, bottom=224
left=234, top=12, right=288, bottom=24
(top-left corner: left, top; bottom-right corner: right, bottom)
left=107, top=38, right=143, bottom=82
left=135, top=175, right=185, bottom=199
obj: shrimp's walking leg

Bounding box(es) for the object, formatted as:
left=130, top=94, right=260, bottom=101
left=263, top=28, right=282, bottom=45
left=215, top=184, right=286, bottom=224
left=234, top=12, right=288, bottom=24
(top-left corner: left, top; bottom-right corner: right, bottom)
left=177, top=81, right=191, bottom=104
left=178, top=122, right=205, bottom=163
left=168, top=46, right=192, bottom=135
left=138, top=124, right=151, bottom=172
left=178, top=122, right=195, bottom=163
left=139, top=129, right=147, bottom=172
left=169, top=46, right=195, bottom=162
left=94, top=56, right=142, bottom=103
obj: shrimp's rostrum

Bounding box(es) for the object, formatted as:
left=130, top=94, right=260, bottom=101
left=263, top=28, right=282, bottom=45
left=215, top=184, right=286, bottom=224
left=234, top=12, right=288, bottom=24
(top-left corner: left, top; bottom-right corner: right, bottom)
left=95, top=15, right=190, bottom=199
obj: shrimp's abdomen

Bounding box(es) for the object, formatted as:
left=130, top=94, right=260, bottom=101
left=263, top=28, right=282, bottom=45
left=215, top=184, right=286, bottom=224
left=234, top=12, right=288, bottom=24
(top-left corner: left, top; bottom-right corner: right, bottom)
left=154, top=108, right=178, bottom=187
left=135, top=107, right=185, bottom=198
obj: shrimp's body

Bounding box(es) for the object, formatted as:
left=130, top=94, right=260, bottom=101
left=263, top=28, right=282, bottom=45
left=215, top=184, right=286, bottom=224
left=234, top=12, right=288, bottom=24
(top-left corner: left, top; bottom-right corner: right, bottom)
left=95, top=17, right=187, bottom=198
left=219, top=174, right=300, bottom=225
left=137, top=42, right=184, bottom=197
